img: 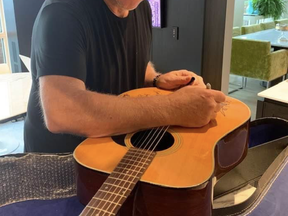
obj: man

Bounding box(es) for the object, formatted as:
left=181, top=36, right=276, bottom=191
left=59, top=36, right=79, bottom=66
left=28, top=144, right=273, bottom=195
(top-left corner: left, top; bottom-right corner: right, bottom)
left=24, top=0, right=226, bottom=153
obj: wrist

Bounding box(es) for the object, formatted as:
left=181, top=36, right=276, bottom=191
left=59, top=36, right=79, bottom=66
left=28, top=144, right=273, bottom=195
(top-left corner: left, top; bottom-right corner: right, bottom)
left=152, top=74, right=162, bottom=88
left=164, top=94, right=178, bottom=125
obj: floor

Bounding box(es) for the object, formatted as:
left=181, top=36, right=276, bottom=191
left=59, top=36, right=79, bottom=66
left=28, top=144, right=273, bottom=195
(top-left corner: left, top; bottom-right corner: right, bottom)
left=228, top=75, right=265, bottom=121
left=0, top=118, right=24, bottom=156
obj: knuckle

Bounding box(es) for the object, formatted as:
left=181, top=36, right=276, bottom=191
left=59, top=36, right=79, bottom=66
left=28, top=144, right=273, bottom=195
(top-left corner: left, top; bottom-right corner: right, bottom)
left=201, top=116, right=211, bottom=125
left=207, top=101, right=215, bottom=109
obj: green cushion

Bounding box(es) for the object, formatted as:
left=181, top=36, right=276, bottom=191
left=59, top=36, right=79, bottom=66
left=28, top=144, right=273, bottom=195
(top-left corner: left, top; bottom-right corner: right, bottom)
left=230, top=38, right=288, bottom=81
left=275, top=19, right=288, bottom=25
left=260, top=22, right=276, bottom=30
left=232, top=27, right=241, bottom=37
left=241, top=24, right=262, bottom=35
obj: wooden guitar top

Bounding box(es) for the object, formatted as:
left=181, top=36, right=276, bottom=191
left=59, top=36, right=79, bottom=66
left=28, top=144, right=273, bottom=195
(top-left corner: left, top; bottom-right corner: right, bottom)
left=74, top=88, right=251, bottom=189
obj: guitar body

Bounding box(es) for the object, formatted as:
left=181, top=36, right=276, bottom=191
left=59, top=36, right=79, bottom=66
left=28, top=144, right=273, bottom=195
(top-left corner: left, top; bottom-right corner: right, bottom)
left=74, top=88, right=251, bottom=216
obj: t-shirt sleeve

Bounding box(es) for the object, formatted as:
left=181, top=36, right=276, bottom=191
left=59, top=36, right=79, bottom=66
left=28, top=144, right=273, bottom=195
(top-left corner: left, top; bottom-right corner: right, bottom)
left=33, top=3, right=87, bottom=81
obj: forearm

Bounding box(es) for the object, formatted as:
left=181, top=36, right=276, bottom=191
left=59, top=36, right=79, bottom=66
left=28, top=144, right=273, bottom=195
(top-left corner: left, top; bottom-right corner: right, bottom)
left=144, top=62, right=161, bottom=87
left=43, top=88, right=172, bottom=137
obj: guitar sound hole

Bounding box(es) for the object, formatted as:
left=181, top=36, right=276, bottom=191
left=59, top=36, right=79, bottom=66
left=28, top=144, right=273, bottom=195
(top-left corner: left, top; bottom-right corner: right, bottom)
left=131, top=129, right=174, bottom=151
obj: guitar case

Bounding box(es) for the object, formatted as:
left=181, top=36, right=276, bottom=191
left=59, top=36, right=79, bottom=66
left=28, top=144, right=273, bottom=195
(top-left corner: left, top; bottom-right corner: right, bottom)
left=213, top=117, right=288, bottom=216
left=0, top=117, right=288, bottom=216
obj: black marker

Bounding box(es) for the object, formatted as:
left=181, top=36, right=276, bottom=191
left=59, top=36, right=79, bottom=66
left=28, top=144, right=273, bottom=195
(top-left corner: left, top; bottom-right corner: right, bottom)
left=187, top=77, right=195, bottom=86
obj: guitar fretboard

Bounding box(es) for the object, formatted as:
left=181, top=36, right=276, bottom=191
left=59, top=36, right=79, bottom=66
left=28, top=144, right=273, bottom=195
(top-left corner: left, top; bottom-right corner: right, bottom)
left=80, top=147, right=156, bottom=216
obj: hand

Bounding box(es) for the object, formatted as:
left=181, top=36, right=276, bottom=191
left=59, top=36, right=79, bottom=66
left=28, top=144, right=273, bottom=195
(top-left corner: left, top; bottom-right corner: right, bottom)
left=156, top=70, right=206, bottom=90
left=168, top=86, right=226, bottom=127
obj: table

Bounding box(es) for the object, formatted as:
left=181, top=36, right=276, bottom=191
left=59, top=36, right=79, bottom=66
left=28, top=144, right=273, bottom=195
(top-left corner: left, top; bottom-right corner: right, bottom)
left=235, top=29, right=288, bottom=49
left=0, top=72, right=32, bottom=122
left=256, top=80, right=288, bottom=119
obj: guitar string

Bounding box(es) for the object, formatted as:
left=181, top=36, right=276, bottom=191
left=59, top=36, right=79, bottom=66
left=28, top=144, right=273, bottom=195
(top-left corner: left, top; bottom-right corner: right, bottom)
left=88, top=126, right=166, bottom=216
left=83, top=126, right=165, bottom=216
left=82, top=128, right=155, bottom=216
left=128, top=129, right=150, bottom=149
left=88, top=126, right=169, bottom=216
left=85, top=126, right=164, bottom=216
left=107, top=126, right=170, bottom=215
left=102, top=126, right=170, bottom=215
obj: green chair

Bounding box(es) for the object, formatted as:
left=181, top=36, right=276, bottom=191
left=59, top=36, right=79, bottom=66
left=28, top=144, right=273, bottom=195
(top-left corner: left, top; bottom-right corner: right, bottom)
left=275, top=19, right=288, bottom=25
left=241, top=24, right=262, bottom=35
left=232, top=27, right=241, bottom=37
left=230, top=38, right=288, bottom=90
left=260, top=21, right=276, bottom=30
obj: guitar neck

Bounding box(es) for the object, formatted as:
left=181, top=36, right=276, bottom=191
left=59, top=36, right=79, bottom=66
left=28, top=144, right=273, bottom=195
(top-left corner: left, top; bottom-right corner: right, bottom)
left=80, top=147, right=156, bottom=216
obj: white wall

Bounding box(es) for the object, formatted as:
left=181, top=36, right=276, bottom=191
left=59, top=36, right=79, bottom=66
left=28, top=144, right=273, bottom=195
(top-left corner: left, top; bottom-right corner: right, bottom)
left=283, top=2, right=288, bottom=18
left=221, top=0, right=235, bottom=94
left=233, top=0, right=245, bottom=27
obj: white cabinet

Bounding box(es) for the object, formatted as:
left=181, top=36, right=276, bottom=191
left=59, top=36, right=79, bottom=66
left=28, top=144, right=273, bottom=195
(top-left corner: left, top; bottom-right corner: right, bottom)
left=0, top=73, right=32, bottom=121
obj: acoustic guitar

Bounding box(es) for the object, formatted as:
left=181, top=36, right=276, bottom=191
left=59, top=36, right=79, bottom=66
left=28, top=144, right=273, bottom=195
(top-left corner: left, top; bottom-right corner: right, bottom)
left=74, top=87, right=251, bottom=216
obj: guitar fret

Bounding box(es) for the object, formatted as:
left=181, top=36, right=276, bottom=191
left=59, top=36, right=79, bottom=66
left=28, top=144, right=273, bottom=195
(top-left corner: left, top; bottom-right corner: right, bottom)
left=105, top=178, right=137, bottom=189
left=117, top=163, right=147, bottom=170
left=113, top=168, right=144, bottom=176
left=125, top=149, right=149, bottom=155
left=123, top=152, right=146, bottom=158
left=108, top=176, right=138, bottom=184
left=92, top=192, right=121, bottom=207
left=84, top=205, right=116, bottom=215
left=92, top=197, right=121, bottom=206
left=80, top=148, right=157, bottom=216
left=121, top=158, right=151, bottom=165
left=103, top=182, right=132, bottom=191
left=109, top=174, right=136, bottom=183
left=111, top=171, right=138, bottom=178
left=126, top=148, right=153, bottom=153
left=124, top=152, right=156, bottom=161
left=98, top=189, right=127, bottom=198
left=88, top=197, right=120, bottom=214
left=123, top=150, right=149, bottom=156
left=80, top=206, right=98, bottom=216
left=100, top=184, right=131, bottom=197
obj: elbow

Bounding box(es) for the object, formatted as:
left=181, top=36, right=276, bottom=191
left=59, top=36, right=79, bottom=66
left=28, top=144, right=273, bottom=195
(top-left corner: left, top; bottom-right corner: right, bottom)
left=45, top=119, right=62, bottom=134
left=43, top=111, right=66, bottom=134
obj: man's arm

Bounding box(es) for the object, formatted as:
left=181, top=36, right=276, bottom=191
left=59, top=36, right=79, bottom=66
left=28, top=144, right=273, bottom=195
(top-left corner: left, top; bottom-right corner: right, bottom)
left=144, top=62, right=206, bottom=89
left=144, top=62, right=161, bottom=87
left=40, top=75, right=171, bottom=137
left=40, top=75, right=225, bottom=138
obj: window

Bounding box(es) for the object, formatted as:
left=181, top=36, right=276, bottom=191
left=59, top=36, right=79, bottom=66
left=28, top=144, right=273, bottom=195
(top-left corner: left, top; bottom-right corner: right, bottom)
left=0, top=0, right=11, bottom=74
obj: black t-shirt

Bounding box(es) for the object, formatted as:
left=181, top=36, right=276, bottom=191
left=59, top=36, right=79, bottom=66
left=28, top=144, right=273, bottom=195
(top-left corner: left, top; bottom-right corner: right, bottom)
left=24, top=0, right=152, bottom=153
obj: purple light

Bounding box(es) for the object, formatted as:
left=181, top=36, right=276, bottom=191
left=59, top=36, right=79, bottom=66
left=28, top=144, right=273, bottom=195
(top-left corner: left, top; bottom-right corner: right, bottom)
left=148, top=0, right=161, bottom=28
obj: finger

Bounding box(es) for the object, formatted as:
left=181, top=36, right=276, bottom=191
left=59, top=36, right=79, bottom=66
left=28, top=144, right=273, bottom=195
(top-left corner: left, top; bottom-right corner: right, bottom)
left=215, top=103, right=221, bottom=112
left=193, top=80, right=206, bottom=88
left=186, top=76, right=202, bottom=86
left=179, top=70, right=193, bottom=76
left=191, top=76, right=205, bottom=87
left=209, top=90, right=226, bottom=103
left=173, top=76, right=192, bottom=85
left=177, top=70, right=199, bottom=78
left=210, top=102, right=218, bottom=119
left=210, top=112, right=217, bottom=120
